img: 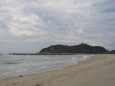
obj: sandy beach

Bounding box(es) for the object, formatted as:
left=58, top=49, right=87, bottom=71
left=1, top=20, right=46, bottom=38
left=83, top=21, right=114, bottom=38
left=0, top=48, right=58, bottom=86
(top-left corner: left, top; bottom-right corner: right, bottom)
left=0, top=54, right=115, bottom=86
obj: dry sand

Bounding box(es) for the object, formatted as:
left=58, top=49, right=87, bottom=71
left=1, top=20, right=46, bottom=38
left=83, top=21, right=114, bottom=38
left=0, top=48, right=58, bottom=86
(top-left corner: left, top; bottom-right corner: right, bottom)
left=0, top=54, right=115, bottom=86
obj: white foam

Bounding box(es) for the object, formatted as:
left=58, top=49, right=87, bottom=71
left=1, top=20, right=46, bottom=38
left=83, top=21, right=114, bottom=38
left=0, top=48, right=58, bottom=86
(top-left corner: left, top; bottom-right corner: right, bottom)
left=71, top=57, right=77, bottom=60
left=2, top=72, right=11, bottom=75
left=15, top=69, right=27, bottom=73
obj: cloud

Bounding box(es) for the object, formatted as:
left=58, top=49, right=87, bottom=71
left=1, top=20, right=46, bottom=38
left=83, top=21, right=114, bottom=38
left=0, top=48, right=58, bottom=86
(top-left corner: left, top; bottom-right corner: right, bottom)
left=0, top=0, right=115, bottom=53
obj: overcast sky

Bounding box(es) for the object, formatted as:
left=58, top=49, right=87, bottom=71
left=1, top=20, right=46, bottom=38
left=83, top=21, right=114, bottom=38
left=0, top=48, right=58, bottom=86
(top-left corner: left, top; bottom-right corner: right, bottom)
left=0, top=0, right=115, bottom=53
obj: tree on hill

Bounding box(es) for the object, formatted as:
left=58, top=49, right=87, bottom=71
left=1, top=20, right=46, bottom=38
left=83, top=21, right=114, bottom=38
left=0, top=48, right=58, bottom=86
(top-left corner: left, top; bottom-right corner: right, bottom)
left=38, top=43, right=109, bottom=55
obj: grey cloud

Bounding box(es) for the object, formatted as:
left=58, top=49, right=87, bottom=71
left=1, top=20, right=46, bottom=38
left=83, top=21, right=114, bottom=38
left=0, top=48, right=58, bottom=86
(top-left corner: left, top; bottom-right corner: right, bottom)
left=0, top=0, right=115, bottom=53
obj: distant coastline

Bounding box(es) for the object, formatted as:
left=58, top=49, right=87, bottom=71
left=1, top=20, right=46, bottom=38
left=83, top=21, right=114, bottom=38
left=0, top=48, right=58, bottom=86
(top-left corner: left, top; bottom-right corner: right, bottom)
left=8, top=43, right=115, bottom=55
left=9, top=53, right=39, bottom=55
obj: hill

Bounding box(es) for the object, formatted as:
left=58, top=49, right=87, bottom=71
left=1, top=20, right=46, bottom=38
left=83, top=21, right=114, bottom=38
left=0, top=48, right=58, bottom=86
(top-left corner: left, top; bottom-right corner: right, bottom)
left=110, top=50, right=115, bottom=54
left=38, top=43, right=109, bottom=55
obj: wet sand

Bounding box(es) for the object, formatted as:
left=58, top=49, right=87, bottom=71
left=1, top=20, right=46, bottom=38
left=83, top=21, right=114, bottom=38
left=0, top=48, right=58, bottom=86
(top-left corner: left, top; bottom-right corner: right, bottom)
left=0, top=54, right=115, bottom=86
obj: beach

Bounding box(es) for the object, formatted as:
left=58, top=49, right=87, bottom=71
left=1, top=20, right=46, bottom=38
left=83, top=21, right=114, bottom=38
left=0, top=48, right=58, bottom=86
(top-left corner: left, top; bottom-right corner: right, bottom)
left=0, top=54, right=115, bottom=86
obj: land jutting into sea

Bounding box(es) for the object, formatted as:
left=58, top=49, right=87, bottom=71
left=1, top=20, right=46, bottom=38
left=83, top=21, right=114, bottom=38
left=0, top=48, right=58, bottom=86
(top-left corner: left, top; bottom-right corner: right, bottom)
left=9, top=43, right=115, bottom=55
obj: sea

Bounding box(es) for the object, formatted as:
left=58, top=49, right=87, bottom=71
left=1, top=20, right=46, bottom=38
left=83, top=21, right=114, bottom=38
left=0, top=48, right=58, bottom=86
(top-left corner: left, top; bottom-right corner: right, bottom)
left=0, top=54, right=93, bottom=80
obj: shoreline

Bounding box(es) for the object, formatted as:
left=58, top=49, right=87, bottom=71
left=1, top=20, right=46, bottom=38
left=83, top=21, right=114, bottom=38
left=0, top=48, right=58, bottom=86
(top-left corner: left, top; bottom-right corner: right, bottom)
left=0, top=54, right=92, bottom=80
left=0, top=54, right=115, bottom=86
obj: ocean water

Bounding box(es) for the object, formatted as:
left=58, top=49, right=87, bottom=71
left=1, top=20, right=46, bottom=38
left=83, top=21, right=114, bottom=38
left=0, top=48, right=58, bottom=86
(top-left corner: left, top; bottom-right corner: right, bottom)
left=0, top=55, right=92, bottom=79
